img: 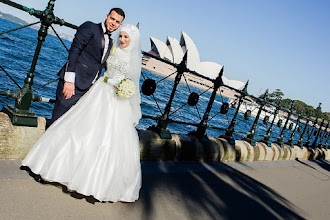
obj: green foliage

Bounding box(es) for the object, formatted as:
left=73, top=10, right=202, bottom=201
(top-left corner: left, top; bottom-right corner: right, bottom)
left=260, top=89, right=328, bottom=120
left=315, top=103, right=322, bottom=118
left=293, top=100, right=305, bottom=114
left=324, top=112, right=330, bottom=121
left=305, top=105, right=315, bottom=116
left=267, top=88, right=284, bottom=103
left=280, top=98, right=291, bottom=109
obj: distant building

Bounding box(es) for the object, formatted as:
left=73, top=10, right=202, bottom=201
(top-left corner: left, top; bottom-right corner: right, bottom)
left=142, top=31, right=245, bottom=90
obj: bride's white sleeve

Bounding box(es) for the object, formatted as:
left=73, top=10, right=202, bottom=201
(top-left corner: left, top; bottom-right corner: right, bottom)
left=105, top=78, right=118, bottom=86
left=104, top=57, right=119, bottom=86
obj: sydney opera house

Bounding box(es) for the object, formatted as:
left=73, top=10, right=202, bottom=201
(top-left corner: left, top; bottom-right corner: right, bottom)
left=142, top=31, right=245, bottom=96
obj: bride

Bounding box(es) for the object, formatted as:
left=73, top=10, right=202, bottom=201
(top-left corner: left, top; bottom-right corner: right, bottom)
left=22, top=24, right=142, bottom=202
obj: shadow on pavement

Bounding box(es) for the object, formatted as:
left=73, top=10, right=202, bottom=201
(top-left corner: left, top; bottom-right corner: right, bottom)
left=138, top=162, right=306, bottom=219
left=20, top=161, right=307, bottom=219
left=295, top=159, right=330, bottom=179
left=20, top=165, right=101, bottom=204
left=313, top=159, right=330, bottom=172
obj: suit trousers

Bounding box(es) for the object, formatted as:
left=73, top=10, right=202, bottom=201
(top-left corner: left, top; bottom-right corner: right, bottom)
left=46, top=79, right=89, bottom=129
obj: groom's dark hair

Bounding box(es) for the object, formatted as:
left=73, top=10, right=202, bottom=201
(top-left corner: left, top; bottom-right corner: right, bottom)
left=110, top=8, right=125, bottom=20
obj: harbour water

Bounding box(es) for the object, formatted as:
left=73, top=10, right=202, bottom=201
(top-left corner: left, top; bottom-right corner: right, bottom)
left=0, top=18, right=313, bottom=143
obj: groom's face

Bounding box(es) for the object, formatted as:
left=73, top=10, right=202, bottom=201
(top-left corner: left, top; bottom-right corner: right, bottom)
left=105, top=11, right=124, bottom=33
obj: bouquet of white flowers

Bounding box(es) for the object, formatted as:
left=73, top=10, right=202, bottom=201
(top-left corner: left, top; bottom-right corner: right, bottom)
left=116, top=78, right=135, bottom=99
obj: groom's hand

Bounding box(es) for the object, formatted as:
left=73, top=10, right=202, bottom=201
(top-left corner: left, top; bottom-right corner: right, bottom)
left=63, top=82, right=75, bottom=99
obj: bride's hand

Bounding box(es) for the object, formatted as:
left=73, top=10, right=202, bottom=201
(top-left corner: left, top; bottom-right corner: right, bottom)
left=104, top=77, right=118, bottom=89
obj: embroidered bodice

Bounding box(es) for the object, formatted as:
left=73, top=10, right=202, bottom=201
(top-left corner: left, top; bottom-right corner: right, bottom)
left=104, top=48, right=129, bottom=84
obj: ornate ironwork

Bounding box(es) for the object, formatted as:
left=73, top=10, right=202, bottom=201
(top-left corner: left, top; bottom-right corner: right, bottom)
left=1, top=0, right=329, bottom=149
left=243, top=89, right=269, bottom=146
left=0, top=0, right=77, bottom=126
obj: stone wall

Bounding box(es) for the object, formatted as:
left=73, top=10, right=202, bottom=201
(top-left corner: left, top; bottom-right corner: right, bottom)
left=138, top=130, right=329, bottom=161
left=0, top=112, right=45, bottom=160
left=0, top=113, right=329, bottom=161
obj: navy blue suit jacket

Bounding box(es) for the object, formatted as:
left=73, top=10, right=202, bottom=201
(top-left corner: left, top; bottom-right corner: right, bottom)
left=58, top=21, right=112, bottom=90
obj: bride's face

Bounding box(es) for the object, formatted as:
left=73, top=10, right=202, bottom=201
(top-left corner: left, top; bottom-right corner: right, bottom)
left=119, top=31, right=130, bottom=48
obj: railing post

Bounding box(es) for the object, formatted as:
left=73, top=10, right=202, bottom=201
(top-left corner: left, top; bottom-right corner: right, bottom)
left=322, top=129, right=330, bottom=150
left=1, top=0, right=55, bottom=126
left=262, top=99, right=281, bottom=147
left=310, top=118, right=325, bottom=149
left=275, top=100, right=294, bottom=148
left=148, top=52, right=188, bottom=138
left=318, top=121, right=329, bottom=148
left=221, top=81, right=248, bottom=144
left=243, top=89, right=268, bottom=146
left=297, top=113, right=311, bottom=148
left=305, top=103, right=322, bottom=147
left=0, top=0, right=77, bottom=126
left=305, top=118, right=319, bottom=148
left=190, top=67, right=224, bottom=138
left=286, top=113, right=300, bottom=147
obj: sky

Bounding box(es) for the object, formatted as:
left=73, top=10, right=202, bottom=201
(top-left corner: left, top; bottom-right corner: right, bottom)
left=1, top=0, right=330, bottom=112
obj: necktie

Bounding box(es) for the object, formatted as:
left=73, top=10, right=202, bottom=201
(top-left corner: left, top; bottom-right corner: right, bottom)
left=104, top=31, right=111, bottom=37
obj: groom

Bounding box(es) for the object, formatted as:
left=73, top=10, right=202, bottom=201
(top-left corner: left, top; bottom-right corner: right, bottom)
left=46, top=8, right=125, bottom=128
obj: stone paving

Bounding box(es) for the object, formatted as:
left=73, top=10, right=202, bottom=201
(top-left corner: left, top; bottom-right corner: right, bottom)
left=1, top=159, right=329, bottom=219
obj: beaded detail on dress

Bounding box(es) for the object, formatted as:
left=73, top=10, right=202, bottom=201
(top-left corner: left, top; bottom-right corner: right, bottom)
left=104, top=48, right=129, bottom=84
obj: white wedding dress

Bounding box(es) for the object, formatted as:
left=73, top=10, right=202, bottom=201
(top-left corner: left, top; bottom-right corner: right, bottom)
left=22, top=47, right=142, bottom=202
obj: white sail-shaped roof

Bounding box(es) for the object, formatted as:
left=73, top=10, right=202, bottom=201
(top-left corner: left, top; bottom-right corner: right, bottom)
left=180, top=31, right=201, bottom=72
left=199, top=62, right=222, bottom=79
left=147, top=31, right=245, bottom=90
left=150, top=37, right=173, bottom=62
left=166, top=37, right=183, bottom=64
left=199, top=62, right=244, bottom=89
left=222, top=76, right=245, bottom=90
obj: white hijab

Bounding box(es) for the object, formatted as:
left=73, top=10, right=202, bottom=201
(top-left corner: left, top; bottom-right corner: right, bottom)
left=113, top=24, right=142, bottom=126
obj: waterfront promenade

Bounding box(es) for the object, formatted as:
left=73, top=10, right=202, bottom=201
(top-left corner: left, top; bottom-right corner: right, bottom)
left=1, top=159, right=329, bottom=219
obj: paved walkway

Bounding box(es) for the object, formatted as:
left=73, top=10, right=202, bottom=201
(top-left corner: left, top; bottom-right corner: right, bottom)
left=1, top=159, right=329, bottom=220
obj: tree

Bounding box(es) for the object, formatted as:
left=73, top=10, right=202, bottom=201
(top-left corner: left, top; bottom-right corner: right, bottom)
left=326, top=112, right=330, bottom=119
left=315, top=103, right=322, bottom=118
left=268, top=89, right=284, bottom=103
left=305, top=105, right=315, bottom=117
left=280, top=98, right=292, bottom=109
left=255, top=89, right=327, bottom=121
left=293, top=100, right=306, bottom=114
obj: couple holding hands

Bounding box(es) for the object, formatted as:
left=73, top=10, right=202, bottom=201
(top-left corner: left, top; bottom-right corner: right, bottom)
left=22, top=8, right=142, bottom=202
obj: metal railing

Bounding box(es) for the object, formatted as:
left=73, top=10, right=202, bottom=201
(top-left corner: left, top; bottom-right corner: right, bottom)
left=139, top=51, right=329, bottom=149
left=0, top=0, right=329, bottom=150
left=0, top=0, right=76, bottom=126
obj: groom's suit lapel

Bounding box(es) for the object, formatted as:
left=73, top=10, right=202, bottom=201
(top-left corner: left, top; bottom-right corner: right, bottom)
left=98, top=23, right=112, bottom=65
left=101, top=40, right=112, bottom=64
left=98, top=23, right=105, bottom=58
